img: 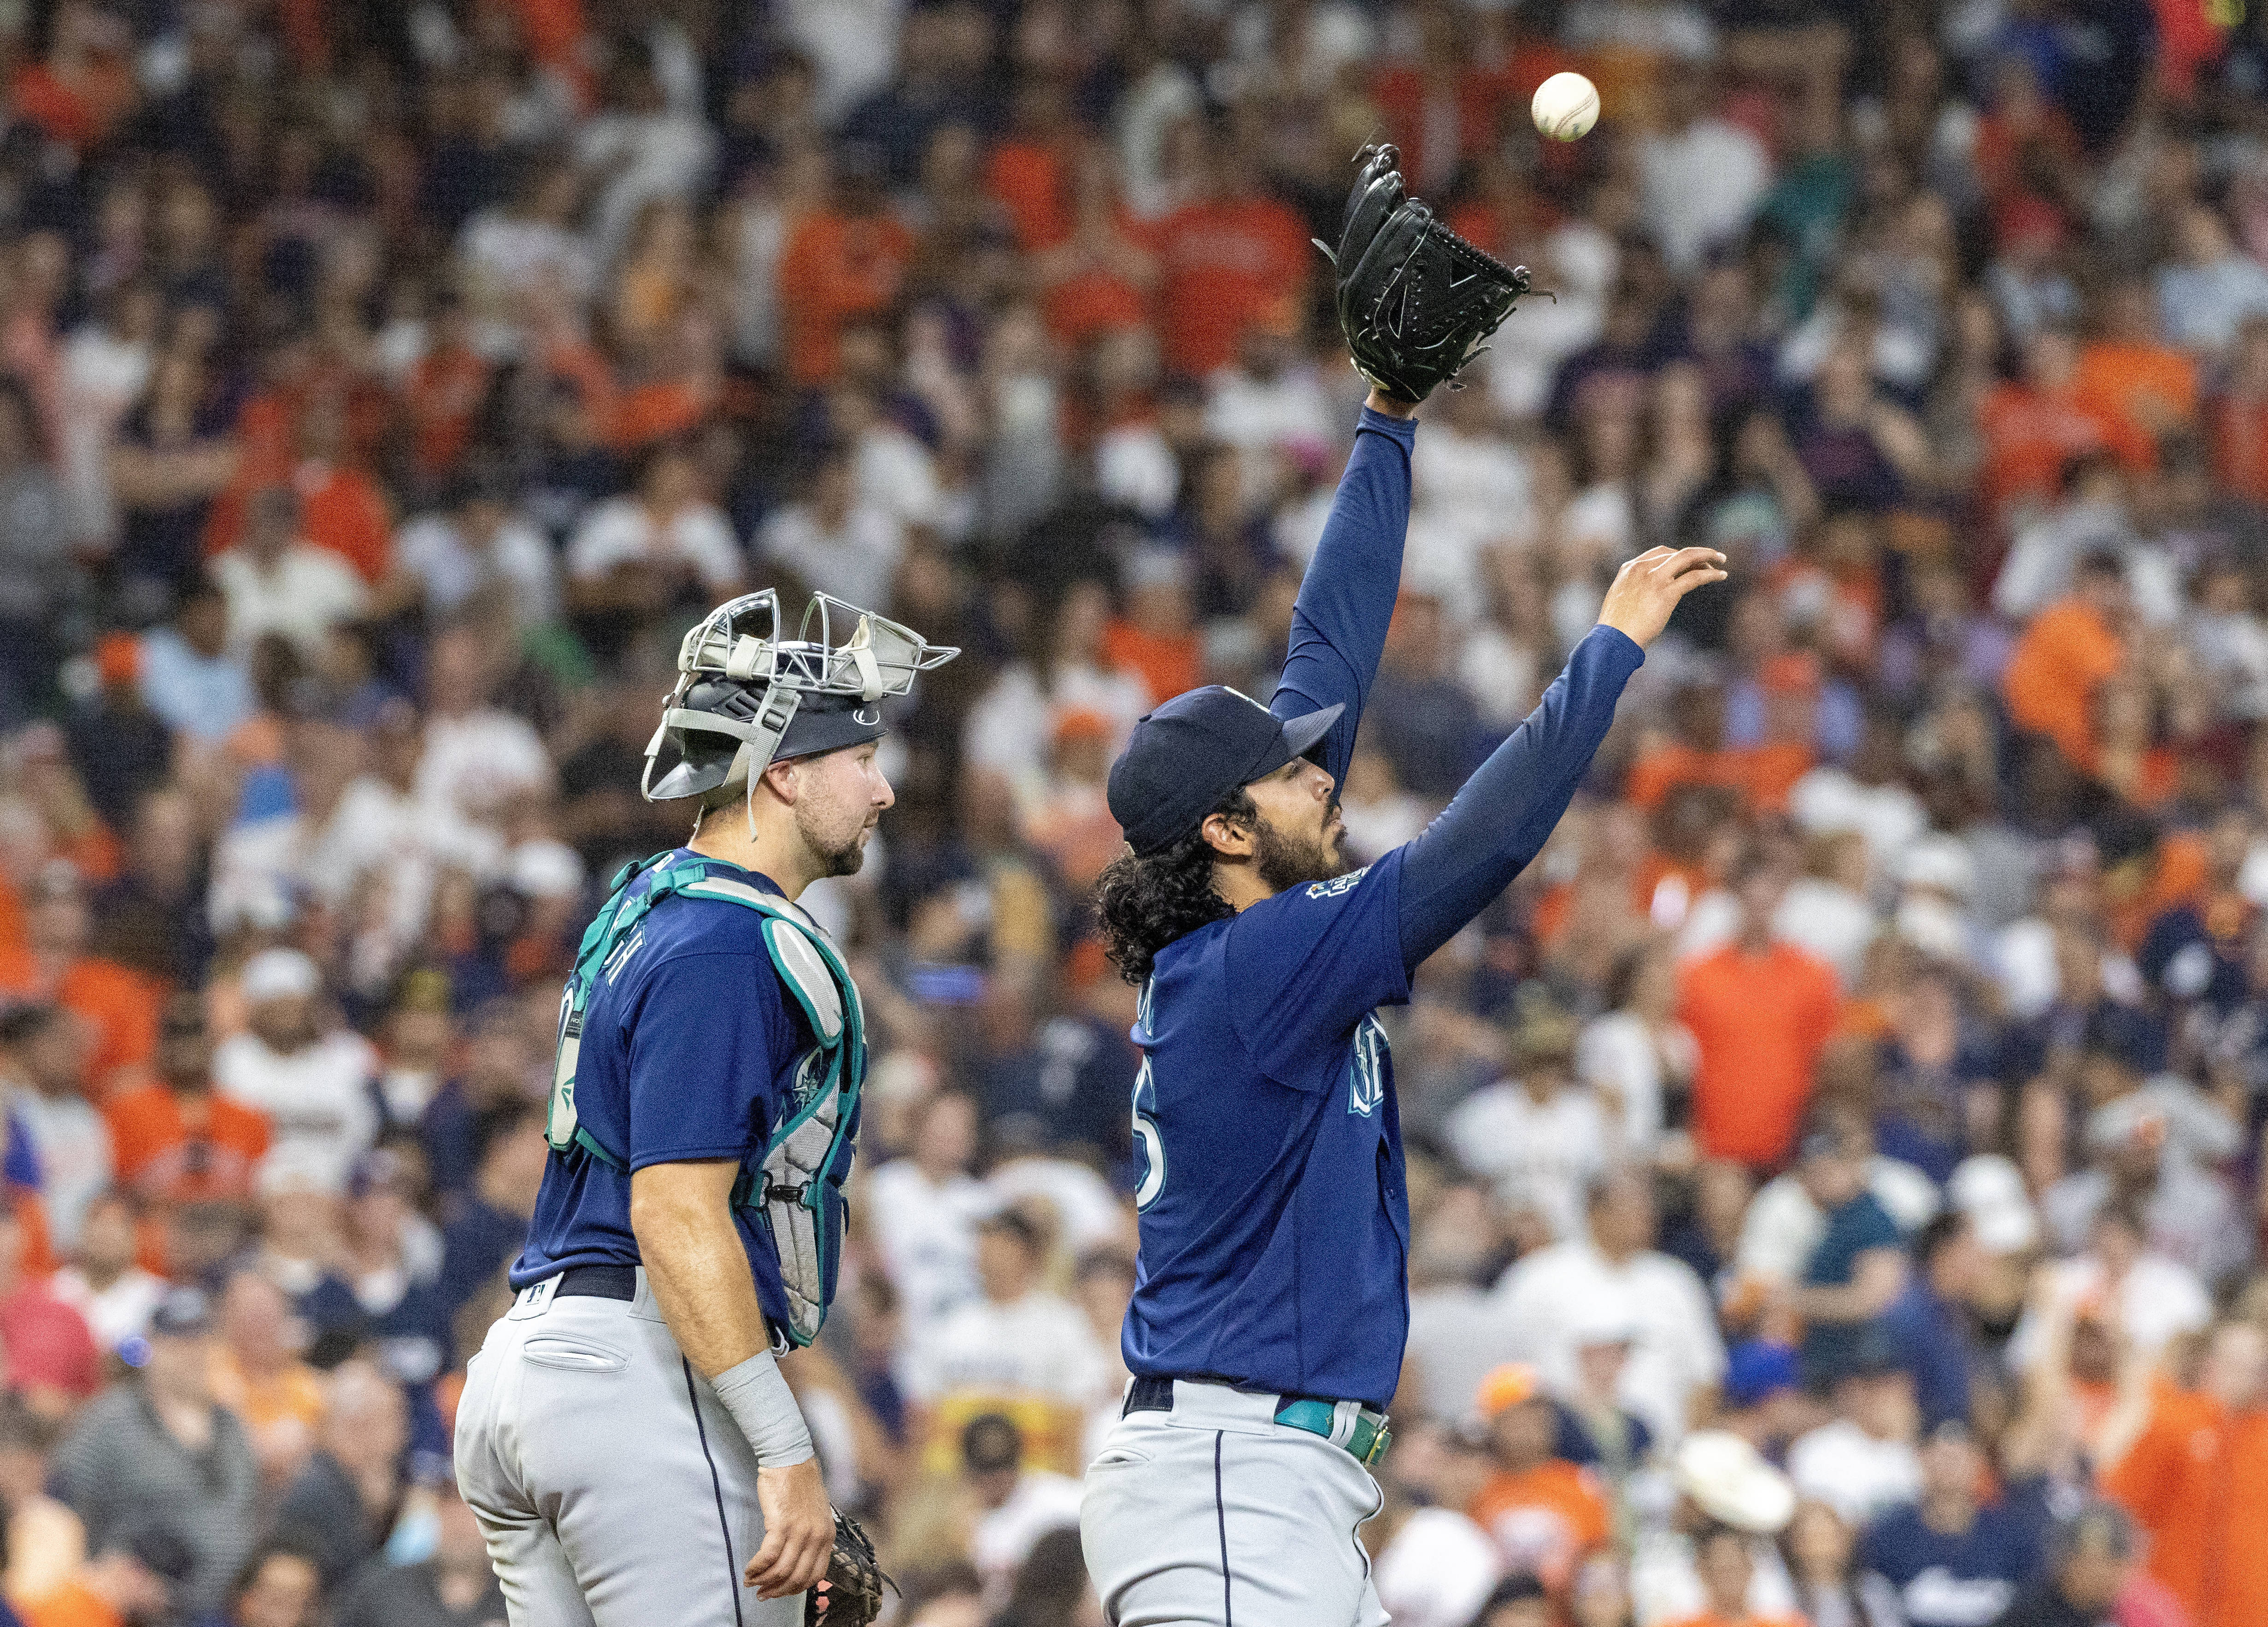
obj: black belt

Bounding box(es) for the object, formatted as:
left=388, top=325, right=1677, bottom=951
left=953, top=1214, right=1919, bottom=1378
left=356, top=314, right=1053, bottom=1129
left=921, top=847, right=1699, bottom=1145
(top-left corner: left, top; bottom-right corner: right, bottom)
left=554, top=1264, right=637, bottom=1301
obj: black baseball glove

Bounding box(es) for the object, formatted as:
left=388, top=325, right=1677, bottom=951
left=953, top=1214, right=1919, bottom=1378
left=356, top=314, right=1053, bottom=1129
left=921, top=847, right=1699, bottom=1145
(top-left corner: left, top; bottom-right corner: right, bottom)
left=1316, top=144, right=1533, bottom=405
left=806, top=1509, right=893, bottom=1627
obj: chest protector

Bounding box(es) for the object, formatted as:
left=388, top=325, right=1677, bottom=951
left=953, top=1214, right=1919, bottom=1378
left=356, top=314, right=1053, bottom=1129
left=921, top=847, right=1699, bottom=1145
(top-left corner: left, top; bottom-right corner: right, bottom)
left=546, top=854, right=866, bottom=1351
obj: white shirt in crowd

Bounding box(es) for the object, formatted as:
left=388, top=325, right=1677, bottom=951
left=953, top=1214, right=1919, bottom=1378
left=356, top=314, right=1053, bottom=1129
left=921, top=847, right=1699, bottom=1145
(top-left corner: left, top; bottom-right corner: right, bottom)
left=1374, top=1507, right=1503, bottom=1627
left=394, top=511, right=559, bottom=625
left=212, top=544, right=368, bottom=657
left=2005, top=1250, right=2214, bottom=1372
left=1678, top=877, right=1879, bottom=986
left=48, top=1264, right=167, bottom=1355
left=566, top=496, right=744, bottom=592
left=1632, top=1530, right=1798, bottom=1627
left=758, top=499, right=905, bottom=613
left=900, top=1288, right=1111, bottom=1408
left=970, top=1470, right=1085, bottom=1605
left=1575, top=1011, right=1692, bottom=1160
left=1448, top=1080, right=1613, bottom=1242
left=986, top=1156, right=1126, bottom=1256
left=214, top=1030, right=380, bottom=1194
left=1736, top=1156, right=1941, bottom=1285
left=416, top=707, right=552, bottom=828
left=864, top=1158, right=990, bottom=1332
left=1787, top=1419, right=1923, bottom=1527
left=10, top=1091, right=113, bottom=1251
left=1493, top=1239, right=1725, bottom=1446
left=1636, top=117, right=1771, bottom=274
left=1407, top=1283, right=1533, bottom=1425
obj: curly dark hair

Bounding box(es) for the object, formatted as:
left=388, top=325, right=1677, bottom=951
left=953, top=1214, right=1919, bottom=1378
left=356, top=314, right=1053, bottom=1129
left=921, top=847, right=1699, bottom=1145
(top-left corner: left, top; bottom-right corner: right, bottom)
left=1093, top=785, right=1255, bottom=984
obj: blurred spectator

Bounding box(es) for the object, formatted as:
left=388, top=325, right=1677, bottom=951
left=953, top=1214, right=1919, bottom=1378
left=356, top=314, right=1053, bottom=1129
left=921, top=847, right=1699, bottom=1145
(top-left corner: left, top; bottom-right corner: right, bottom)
left=869, top=1090, right=988, bottom=1337
left=212, top=954, right=377, bottom=1196
left=15, top=1523, right=192, bottom=1627
left=0, top=1005, right=114, bottom=1249
left=51, top=1288, right=257, bottom=1617
left=1468, top=1364, right=1611, bottom=1595
left=1999, top=1502, right=2139, bottom=1627
left=1495, top=1169, right=1724, bottom=1448
left=1677, top=850, right=1842, bottom=1169
left=211, top=489, right=369, bottom=660
left=1786, top=1332, right=1922, bottom=1527
left=1857, top=1421, right=2039, bottom=1626
left=1784, top=1123, right=1912, bottom=1383
left=0, top=1200, right=99, bottom=1421
left=269, top=1359, right=407, bottom=1591
left=206, top=1270, right=324, bottom=1491
left=2100, top=1318, right=2268, bottom=1627
left=1879, top=1213, right=1984, bottom=1430
left=1663, top=1522, right=1804, bottom=1627
left=103, top=993, right=269, bottom=1208
left=1633, top=1432, right=1798, bottom=1627
left=1449, top=993, right=1613, bottom=1242
left=217, top=1539, right=323, bottom=1627
left=329, top=1475, right=503, bottom=1626
left=47, top=1190, right=164, bottom=1358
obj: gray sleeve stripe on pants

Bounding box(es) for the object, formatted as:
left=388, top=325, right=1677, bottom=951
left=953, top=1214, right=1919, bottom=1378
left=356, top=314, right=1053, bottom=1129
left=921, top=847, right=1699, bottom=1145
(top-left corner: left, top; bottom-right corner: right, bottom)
left=1214, top=1432, right=1232, bottom=1627
left=685, top=1355, right=747, bottom=1627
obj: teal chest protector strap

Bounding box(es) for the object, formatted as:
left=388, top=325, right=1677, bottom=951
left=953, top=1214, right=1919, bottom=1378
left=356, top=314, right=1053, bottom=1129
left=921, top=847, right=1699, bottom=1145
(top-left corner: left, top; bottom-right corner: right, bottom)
left=545, top=855, right=867, bottom=1351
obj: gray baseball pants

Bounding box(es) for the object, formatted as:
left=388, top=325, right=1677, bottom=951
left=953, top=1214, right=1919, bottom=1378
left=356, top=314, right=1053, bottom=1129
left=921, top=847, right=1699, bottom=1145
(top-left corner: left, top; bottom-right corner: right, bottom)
left=1081, top=1379, right=1389, bottom=1627
left=454, top=1269, right=804, bottom=1627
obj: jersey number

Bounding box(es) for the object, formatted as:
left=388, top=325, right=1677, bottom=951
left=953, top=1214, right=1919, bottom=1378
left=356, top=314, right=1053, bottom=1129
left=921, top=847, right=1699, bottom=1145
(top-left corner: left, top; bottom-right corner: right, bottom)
left=1132, top=980, right=1165, bottom=1210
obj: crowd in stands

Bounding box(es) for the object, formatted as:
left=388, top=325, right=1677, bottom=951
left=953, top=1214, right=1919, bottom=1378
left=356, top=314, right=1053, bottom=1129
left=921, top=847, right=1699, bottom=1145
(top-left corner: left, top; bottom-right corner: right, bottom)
left=0, top=0, right=2267, bottom=1623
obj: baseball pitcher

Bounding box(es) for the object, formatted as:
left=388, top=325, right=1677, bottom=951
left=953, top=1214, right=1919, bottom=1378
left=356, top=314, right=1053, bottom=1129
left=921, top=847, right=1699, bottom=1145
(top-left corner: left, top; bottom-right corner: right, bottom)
left=455, top=590, right=949, bottom=1626
left=1080, top=147, right=1727, bottom=1627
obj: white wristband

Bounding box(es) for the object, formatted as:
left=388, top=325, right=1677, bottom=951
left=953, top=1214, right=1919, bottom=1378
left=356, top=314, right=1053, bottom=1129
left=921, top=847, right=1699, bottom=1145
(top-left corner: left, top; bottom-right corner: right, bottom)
left=711, top=1350, right=816, bottom=1466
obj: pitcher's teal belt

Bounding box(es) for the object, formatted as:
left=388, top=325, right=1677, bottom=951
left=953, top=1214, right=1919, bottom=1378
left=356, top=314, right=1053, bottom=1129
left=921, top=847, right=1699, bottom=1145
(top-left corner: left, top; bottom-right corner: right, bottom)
left=1123, top=1375, right=1393, bottom=1467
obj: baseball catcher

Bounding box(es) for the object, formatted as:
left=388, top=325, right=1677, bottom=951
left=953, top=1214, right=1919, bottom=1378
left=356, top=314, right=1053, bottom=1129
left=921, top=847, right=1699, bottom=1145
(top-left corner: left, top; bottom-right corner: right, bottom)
left=456, top=590, right=951, bottom=1626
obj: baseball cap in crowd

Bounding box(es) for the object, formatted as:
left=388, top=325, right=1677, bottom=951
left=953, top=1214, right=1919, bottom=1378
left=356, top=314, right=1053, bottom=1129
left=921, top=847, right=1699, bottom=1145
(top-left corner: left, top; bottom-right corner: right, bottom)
left=1107, top=688, right=1343, bottom=856
left=1476, top=1363, right=1544, bottom=1417
left=149, top=1287, right=213, bottom=1338
left=1567, top=1290, right=1638, bottom=1352
left=1947, top=1155, right=2040, bottom=1255
left=1723, top=1341, right=1800, bottom=1410
left=240, top=947, right=320, bottom=1005
left=1672, top=1431, right=1796, bottom=1535
left=960, top=1413, right=1023, bottom=1475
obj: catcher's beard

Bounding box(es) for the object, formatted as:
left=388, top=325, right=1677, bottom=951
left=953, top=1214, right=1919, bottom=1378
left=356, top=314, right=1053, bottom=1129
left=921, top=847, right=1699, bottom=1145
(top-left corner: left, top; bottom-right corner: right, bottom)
left=1253, top=803, right=1351, bottom=894
left=793, top=792, right=873, bottom=878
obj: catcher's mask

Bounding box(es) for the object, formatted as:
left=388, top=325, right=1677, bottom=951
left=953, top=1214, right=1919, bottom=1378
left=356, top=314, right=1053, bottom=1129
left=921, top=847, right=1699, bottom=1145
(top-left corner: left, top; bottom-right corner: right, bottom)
left=642, top=591, right=958, bottom=826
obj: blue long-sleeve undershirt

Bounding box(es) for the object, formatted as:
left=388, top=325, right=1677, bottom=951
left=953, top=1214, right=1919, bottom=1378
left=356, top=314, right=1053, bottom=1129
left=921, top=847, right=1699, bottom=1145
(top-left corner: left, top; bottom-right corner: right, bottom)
left=1396, top=625, right=1645, bottom=970
left=1263, top=405, right=1645, bottom=973
left=1271, top=406, right=1416, bottom=786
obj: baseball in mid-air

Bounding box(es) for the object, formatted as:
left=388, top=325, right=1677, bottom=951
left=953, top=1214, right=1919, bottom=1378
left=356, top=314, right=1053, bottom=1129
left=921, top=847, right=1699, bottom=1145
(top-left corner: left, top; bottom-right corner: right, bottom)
left=1532, top=71, right=1601, bottom=141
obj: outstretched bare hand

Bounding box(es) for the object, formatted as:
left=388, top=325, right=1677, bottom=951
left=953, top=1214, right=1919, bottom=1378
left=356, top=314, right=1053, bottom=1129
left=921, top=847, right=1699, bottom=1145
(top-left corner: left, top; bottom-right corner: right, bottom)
left=1595, top=547, right=1729, bottom=650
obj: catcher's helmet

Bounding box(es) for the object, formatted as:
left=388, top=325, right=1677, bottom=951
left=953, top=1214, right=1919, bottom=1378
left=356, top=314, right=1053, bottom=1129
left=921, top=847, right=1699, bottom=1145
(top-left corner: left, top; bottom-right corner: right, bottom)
left=642, top=590, right=958, bottom=810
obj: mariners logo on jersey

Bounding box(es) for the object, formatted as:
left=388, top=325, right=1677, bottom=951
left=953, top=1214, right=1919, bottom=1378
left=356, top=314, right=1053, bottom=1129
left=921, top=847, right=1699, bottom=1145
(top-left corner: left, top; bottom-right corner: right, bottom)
left=1347, top=1015, right=1387, bottom=1117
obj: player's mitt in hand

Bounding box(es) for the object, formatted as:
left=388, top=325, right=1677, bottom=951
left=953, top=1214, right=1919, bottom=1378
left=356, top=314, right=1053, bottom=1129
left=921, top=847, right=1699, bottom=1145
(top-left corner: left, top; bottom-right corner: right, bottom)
left=1317, top=144, right=1533, bottom=405
left=806, top=1509, right=893, bottom=1626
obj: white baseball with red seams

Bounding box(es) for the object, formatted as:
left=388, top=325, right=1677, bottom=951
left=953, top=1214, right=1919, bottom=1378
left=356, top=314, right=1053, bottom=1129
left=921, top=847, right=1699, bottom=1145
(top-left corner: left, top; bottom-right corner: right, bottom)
left=1531, top=71, right=1601, bottom=141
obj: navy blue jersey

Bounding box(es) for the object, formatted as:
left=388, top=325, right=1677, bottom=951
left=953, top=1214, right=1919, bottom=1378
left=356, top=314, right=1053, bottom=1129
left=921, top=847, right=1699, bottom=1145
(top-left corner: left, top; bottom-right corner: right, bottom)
left=1125, top=850, right=1413, bottom=1406
left=1860, top=1501, right=2040, bottom=1627
left=511, top=851, right=817, bottom=1335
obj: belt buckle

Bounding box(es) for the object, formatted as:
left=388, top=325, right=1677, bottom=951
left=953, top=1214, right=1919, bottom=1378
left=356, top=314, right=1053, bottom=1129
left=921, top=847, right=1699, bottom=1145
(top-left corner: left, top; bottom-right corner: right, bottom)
left=1360, top=1416, right=1392, bottom=1467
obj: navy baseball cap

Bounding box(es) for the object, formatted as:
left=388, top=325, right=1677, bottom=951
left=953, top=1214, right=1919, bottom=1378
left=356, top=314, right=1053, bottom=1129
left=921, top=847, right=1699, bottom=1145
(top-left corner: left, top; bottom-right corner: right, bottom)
left=1724, top=1341, right=1799, bottom=1409
left=1107, top=688, right=1344, bottom=856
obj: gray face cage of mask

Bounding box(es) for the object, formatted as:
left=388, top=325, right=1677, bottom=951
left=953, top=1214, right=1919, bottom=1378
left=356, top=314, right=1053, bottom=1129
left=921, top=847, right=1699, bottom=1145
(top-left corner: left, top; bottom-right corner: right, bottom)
left=639, top=590, right=959, bottom=823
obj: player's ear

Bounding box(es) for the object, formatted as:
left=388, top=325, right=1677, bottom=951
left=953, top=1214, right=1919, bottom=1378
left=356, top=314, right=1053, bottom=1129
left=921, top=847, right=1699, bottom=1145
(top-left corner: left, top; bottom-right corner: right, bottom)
left=757, top=757, right=799, bottom=806
left=1199, top=807, right=1255, bottom=860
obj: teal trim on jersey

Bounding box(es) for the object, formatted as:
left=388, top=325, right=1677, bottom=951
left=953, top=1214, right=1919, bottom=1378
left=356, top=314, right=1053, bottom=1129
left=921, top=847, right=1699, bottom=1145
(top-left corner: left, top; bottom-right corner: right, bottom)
left=544, top=852, right=867, bottom=1349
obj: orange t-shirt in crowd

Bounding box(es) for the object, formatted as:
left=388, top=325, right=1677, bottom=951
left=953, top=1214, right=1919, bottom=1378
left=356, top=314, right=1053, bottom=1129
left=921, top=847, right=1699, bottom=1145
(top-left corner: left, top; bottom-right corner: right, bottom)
left=2000, top=597, right=2125, bottom=771
left=613, top=377, right=714, bottom=450
left=1979, top=381, right=2147, bottom=523
left=405, top=342, right=491, bottom=479
left=1625, top=743, right=1746, bottom=812
left=1101, top=620, right=1202, bottom=706
left=104, top=1083, right=271, bottom=1204
left=2076, top=340, right=2197, bottom=444
left=2103, top=1384, right=2268, bottom=1627
left=1467, top=1461, right=1610, bottom=1591
left=1153, top=195, right=1310, bottom=377
left=1735, top=742, right=1815, bottom=813
left=2212, top=395, right=2268, bottom=504
left=54, top=957, right=160, bottom=1099
left=776, top=208, right=916, bottom=389
left=985, top=138, right=1069, bottom=250
left=1677, top=939, right=1842, bottom=1168
left=19, top=1578, right=123, bottom=1627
